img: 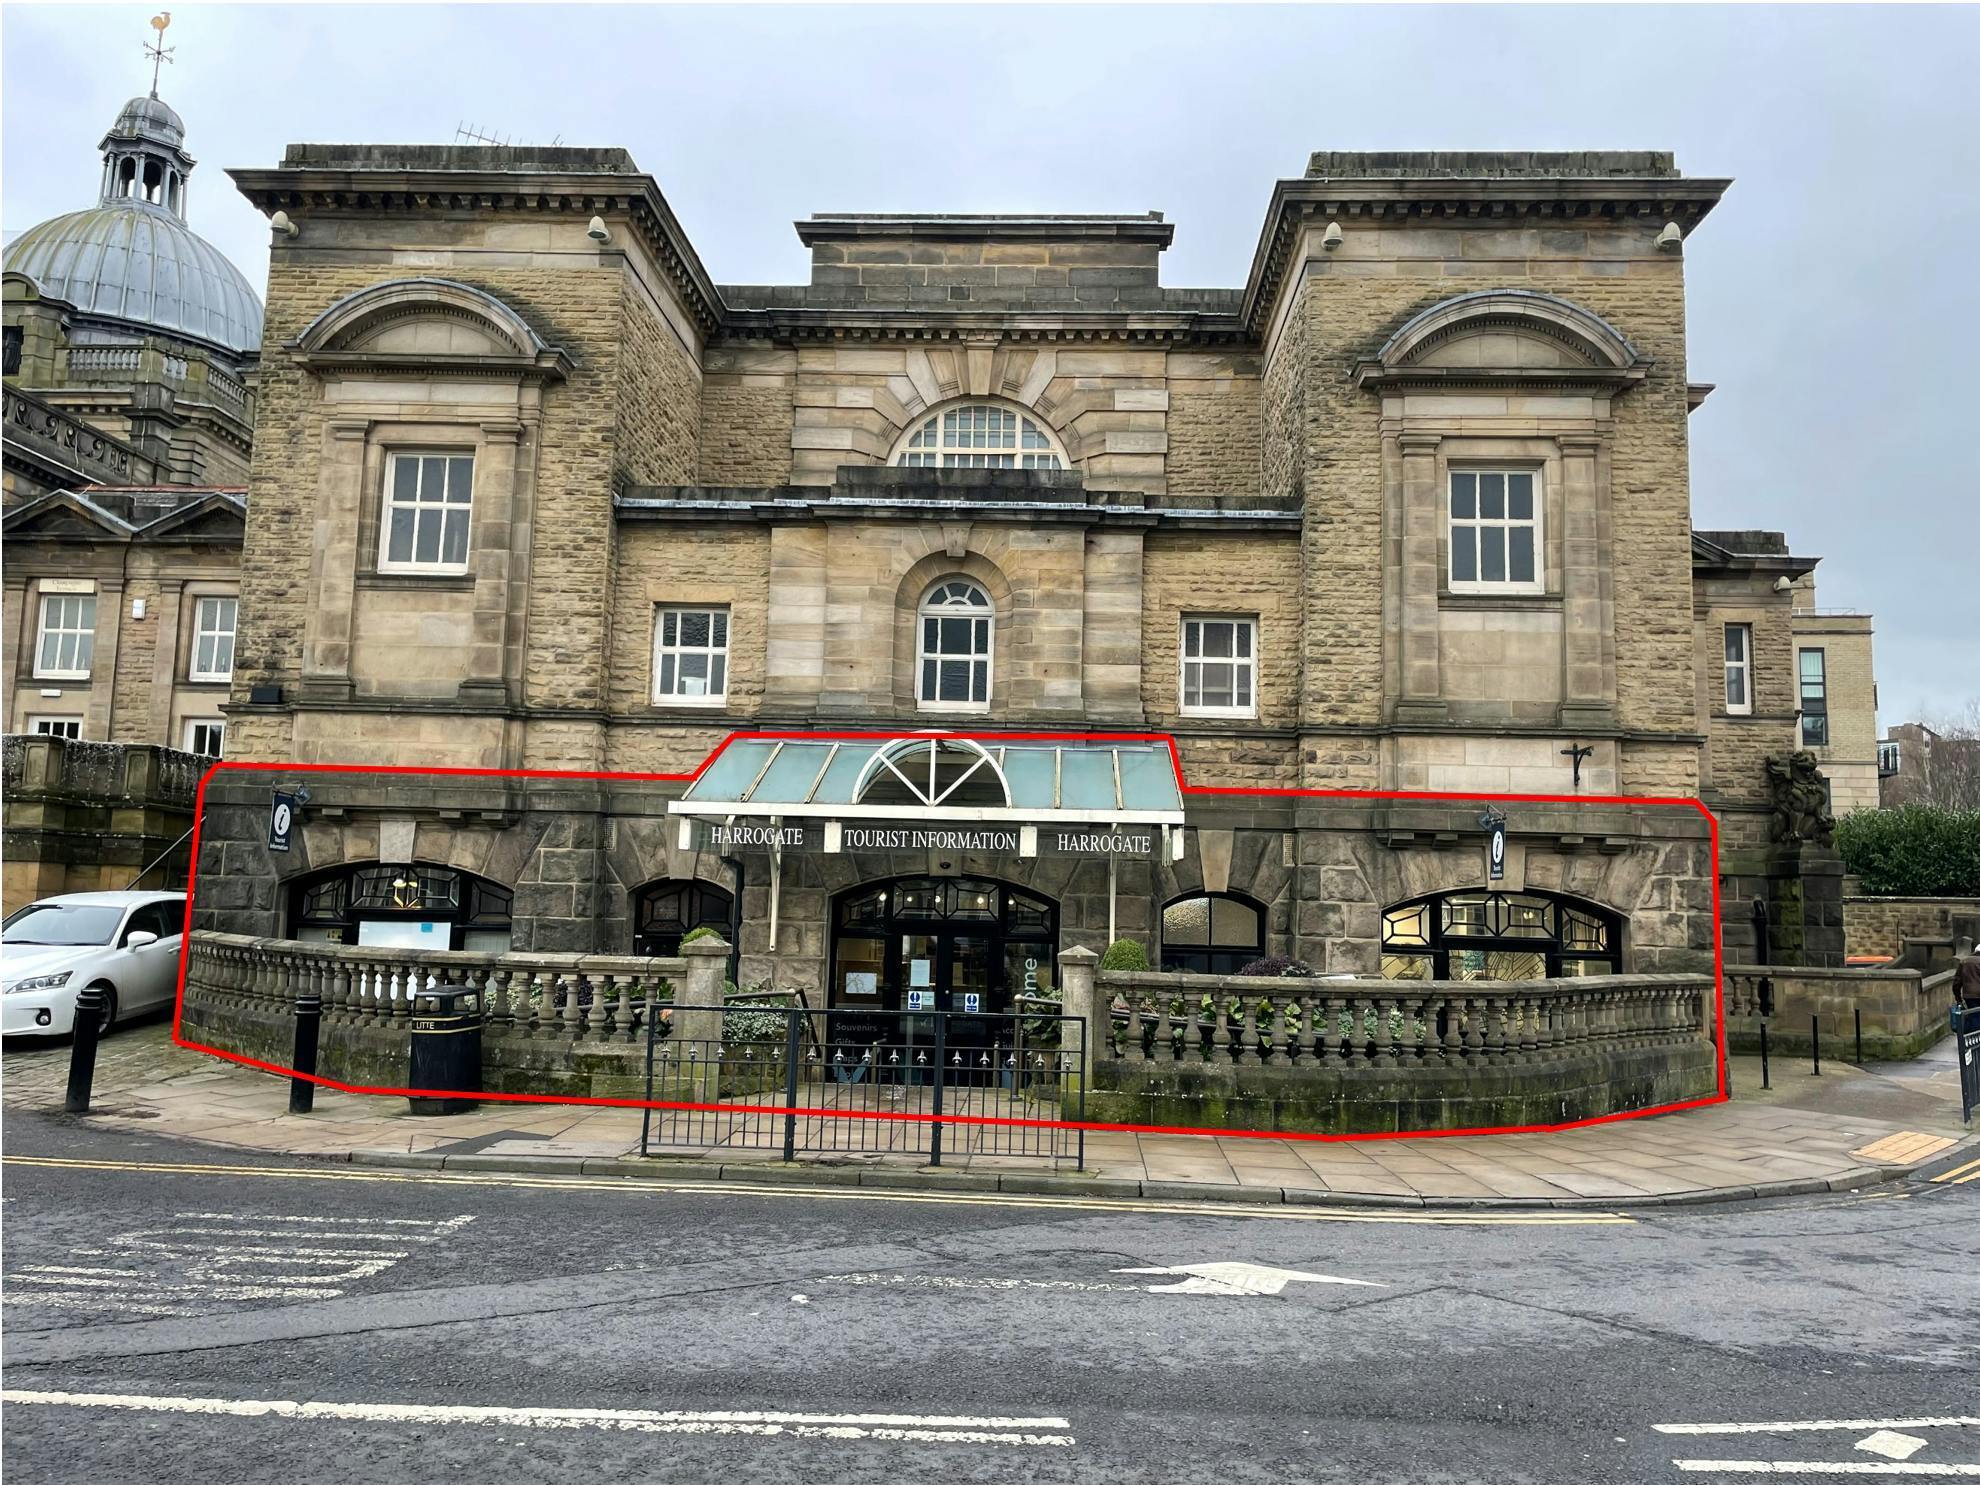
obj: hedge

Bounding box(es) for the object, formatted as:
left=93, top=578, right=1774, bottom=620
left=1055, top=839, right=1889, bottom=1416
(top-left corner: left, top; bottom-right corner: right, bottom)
left=1100, top=939, right=1150, bottom=971
left=1835, top=806, right=1980, bottom=897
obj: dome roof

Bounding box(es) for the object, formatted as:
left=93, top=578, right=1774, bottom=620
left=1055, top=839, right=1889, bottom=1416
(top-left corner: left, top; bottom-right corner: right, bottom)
left=4, top=203, right=263, bottom=354
left=105, top=94, right=186, bottom=151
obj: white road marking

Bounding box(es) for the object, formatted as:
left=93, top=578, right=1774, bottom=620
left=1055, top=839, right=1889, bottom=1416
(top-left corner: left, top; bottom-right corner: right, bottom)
left=1, top=1211, right=475, bottom=1314
left=822, top=1273, right=1142, bottom=1294
left=0, top=1391, right=1076, bottom=1447
left=1860, top=1433, right=1932, bottom=1462
left=1113, top=1261, right=1383, bottom=1296
left=1, top=1292, right=202, bottom=1319
left=1659, top=1421, right=1980, bottom=1436
left=1673, top=1462, right=1980, bottom=1475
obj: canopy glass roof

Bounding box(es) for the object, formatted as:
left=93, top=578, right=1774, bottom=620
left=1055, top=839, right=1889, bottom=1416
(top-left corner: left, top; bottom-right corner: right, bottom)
left=670, top=737, right=1185, bottom=824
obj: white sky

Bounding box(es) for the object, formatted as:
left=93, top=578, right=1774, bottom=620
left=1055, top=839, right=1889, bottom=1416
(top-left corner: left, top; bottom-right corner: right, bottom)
left=4, top=3, right=1974, bottom=723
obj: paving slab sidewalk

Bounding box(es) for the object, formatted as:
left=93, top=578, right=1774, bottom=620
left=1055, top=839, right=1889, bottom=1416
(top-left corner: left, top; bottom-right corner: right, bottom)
left=3, top=1022, right=1972, bottom=1209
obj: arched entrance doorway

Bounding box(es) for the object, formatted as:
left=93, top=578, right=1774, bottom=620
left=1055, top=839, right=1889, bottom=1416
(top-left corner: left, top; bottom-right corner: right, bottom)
left=828, top=875, right=1058, bottom=1062
left=287, top=862, right=514, bottom=951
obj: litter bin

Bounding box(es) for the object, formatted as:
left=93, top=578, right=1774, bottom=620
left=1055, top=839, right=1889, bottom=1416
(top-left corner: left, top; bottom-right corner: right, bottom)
left=408, top=983, right=483, bottom=1116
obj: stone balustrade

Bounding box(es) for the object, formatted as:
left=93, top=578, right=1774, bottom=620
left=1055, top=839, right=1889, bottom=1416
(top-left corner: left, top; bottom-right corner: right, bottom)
left=186, top=931, right=700, bottom=1044
left=1057, top=949, right=1719, bottom=1133
left=1091, top=969, right=1709, bottom=1072
left=179, top=930, right=730, bottom=1098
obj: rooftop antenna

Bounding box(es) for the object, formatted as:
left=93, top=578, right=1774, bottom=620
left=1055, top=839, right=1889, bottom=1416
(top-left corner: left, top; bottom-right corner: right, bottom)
left=455, top=122, right=562, bottom=149
left=145, top=12, right=175, bottom=98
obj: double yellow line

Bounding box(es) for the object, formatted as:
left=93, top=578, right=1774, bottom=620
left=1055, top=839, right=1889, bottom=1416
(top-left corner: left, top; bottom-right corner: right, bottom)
left=1930, top=1156, right=1980, bottom=1187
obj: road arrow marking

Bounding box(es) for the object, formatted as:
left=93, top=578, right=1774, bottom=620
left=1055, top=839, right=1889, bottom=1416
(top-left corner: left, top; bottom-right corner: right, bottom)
left=1859, top=1433, right=1932, bottom=1462
left=1112, top=1261, right=1383, bottom=1296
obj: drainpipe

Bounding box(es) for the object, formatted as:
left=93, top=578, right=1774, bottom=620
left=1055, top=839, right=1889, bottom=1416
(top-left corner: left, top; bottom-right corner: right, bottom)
left=721, top=853, right=745, bottom=991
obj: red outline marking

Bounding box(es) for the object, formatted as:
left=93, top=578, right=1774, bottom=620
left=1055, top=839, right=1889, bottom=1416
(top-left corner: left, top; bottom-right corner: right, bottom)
left=170, top=732, right=1727, bottom=1141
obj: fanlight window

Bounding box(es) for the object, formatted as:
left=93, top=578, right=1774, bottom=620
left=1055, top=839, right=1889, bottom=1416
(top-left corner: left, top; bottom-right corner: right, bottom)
left=855, top=737, right=1011, bottom=809
left=918, top=579, right=993, bottom=709
left=1381, top=890, right=1620, bottom=982
left=895, top=404, right=1064, bottom=469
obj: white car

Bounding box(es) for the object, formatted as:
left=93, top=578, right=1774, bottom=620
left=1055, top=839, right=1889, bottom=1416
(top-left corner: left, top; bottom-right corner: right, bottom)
left=1, top=891, right=187, bottom=1038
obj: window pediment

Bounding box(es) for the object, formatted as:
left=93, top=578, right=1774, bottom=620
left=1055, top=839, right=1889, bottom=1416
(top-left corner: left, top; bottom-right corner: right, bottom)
left=288, top=278, right=572, bottom=382
left=1354, top=290, right=1648, bottom=394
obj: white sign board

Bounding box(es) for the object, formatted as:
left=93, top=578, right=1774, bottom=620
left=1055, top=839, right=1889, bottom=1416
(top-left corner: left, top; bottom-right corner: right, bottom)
left=906, top=989, right=933, bottom=1011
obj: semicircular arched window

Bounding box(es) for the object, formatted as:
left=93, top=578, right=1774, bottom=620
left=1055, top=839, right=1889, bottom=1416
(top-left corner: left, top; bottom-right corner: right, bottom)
left=893, top=402, right=1065, bottom=470
left=1381, top=889, right=1620, bottom=981
left=917, top=578, right=993, bottom=710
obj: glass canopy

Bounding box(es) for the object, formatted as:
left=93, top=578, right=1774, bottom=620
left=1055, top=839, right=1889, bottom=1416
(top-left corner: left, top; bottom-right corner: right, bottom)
left=670, top=736, right=1186, bottom=825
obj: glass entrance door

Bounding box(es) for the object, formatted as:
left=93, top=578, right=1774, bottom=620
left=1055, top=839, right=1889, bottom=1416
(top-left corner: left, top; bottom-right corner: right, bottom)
left=827, top=877, right=1058, bottom=1082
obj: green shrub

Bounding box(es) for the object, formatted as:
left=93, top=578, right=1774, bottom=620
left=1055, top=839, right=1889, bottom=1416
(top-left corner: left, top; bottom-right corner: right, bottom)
left=1835, top=806, right=1980, bottom=897
left=680, top=924, right=725, bottom=947
left=1100, top=938, right=1150, bottom=971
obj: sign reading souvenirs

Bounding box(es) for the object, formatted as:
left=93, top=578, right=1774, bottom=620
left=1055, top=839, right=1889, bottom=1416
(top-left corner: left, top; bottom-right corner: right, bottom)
left=690, top=818, right=1159, bottom=857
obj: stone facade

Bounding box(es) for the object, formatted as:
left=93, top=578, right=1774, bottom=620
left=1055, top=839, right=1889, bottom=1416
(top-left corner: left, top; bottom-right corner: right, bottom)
left=2, top=485, right=244, bottom=754
left=1790, top=575, right=1878, bottom=815
left=182, top=144, right=1789, bottom=1006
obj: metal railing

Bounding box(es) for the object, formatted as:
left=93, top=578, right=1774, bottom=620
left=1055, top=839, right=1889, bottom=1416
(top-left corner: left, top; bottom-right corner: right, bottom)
left=639, top=1004, right=1086, bottom=1166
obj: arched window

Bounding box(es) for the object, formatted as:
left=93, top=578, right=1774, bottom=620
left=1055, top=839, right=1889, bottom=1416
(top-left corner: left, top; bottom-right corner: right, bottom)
left=1160, top=892, right=1266, bottom=976
left=1381, top=889, right=1621, bottom=981
left=893, top=402, right=1065, bottom=470
left=917, top=578, right=992, bottom=710
left=632, top=879, right=734, bottom=957
left=287, top=862, right=513, bottom=952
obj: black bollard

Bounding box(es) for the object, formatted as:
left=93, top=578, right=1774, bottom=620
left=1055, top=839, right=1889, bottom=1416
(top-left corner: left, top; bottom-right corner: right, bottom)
left=1811, top=1015, right=1821, bottom=1076
left=289, top=991, right=322, bottom=1115
left=1855, top=1007, right=1863, bottom=1065
left=64, top=986, right=108, bottom=1114
left=1760, top=1023, right=1771, bottom=1090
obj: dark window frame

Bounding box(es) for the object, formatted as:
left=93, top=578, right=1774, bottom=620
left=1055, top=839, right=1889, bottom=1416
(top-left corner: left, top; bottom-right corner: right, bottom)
left=631, top=878, right=735, bottom=957
left=1159, top=891, right=1267, bottom=976
left=1380, top=889, right=1622, bottom=980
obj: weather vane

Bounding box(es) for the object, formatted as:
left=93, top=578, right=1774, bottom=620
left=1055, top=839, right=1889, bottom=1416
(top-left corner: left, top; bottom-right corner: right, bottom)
left=145, top=13, right=174, bottom=98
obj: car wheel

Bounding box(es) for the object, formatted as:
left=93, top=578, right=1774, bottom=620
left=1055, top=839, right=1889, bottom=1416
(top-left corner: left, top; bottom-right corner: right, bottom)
left=88, top=983, right=118, bottom=1034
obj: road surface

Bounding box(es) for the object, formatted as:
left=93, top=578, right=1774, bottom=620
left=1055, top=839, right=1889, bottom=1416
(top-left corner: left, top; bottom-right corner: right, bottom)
left=2, top=1110, right=1975, bottom=1482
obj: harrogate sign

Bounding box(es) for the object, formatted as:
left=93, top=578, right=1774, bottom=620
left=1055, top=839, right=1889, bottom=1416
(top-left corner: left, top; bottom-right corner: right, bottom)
left=694, top=819, right=1157, bottom=857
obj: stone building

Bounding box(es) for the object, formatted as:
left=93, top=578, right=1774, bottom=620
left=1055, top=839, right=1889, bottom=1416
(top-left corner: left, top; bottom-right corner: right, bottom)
left=1690, top=529, right=1847, bottom=963
left=3, top=86, right=256, bottom=757
left=1788, top=575, right=1878, bottom=814
left=184, top=142, right=1791, bottom=1021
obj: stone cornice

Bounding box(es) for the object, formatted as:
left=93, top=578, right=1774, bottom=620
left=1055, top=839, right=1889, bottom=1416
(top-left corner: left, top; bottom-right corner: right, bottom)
left=715, top=306, right=1251, bottom=347
left=795, top=213, right=1175, bottom=247
left=1238, top=173, right=1732, bottom=335
left=227, top=164, right=725, bottom=336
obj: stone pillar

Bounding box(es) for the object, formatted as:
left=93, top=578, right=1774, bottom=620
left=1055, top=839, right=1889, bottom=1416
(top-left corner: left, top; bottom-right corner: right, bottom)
left=148, top=579, right=187, bottom=744
left=679, top=936, right=731, bottom=1105
left=1, top=578, right=25, bottom=732
left=1394, top=434, right=1446, bottom=722
left=85, top=578, right=125, bottom=742
left=300, top=419, right=369, bottom=701
left=1557, top=436, right=1615, bottom=728
left=459, top=422, right=521, bottom=700
left=1057, top=945, right=1101, bottom=1098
